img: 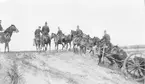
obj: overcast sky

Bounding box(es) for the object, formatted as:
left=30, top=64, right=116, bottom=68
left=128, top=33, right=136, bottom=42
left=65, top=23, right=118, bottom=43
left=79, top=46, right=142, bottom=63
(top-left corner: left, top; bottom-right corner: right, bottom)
left=0, top=0, right=144, bottom=51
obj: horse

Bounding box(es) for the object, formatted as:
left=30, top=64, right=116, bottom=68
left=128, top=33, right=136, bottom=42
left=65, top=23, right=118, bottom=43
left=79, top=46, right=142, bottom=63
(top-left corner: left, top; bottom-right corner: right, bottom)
left=79, top=37, right=88, bottom=54
left=72, top=36, right=82, bottom=53
left=62, top=34, right=72, bottom=50
left=71, top=30, right=77, bottom=39
left=40, top=34, right=52, bottom=51
left=72, top=33, right=89, bottom=54
left=88, top=36, right=100, bottom=55
left=0, top=24, right=19, bottom=52
left=33, top=36, right=42, bottom=51
left=71, top=30, right=83, bottom=53
left=51, top=33, right=65, bottom=51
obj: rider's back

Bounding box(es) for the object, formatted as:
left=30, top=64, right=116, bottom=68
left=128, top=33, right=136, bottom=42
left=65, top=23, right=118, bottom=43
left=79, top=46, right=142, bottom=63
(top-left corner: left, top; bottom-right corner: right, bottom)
left=103, top=34, right=110, bottom=42
left=35, top=29, right=41, bottom=36
left=42, top=25, right=49, bottom=34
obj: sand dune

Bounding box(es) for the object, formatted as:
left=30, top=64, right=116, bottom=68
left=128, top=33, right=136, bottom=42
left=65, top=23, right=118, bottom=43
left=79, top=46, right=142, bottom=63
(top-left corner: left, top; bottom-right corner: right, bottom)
left=0, top=51, right=140, bottom=84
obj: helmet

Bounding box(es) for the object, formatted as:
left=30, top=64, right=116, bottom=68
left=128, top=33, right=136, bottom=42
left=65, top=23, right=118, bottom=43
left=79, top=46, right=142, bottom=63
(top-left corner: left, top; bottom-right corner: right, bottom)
left=104, top=30, right=106, bottom=33
left=77, top=25, right=79, bottom=28
left=58, top=27, right=60, bottom=30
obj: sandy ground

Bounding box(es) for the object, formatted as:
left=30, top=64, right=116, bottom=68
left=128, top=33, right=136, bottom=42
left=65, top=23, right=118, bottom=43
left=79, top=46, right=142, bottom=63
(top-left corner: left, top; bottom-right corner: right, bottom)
left=0, top=51, right=141, bottom=84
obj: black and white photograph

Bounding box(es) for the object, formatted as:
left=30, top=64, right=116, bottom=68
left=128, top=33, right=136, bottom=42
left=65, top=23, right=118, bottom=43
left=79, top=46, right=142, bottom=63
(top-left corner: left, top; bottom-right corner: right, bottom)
left=0, top=0, right=144, bottom=84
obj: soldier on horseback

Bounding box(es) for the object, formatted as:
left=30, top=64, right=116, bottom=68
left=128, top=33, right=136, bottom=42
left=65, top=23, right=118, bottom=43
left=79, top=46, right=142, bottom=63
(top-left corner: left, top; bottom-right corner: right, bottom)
left=57, top=27, right=63, bottom=37
left=76, top=25, right=83, bottom=37
left=97, top=30, right=112, bottom=64
left=0, top=20, right=4, bottom=31
left=34, top=26, right=42, bottom=39
left=102, top=30, right=110, bottom=44
left=42, top=22, right=50, bottom=37
left=57, top=27, right=65, bottom=43
left=33, top=26, right=42, bottom=46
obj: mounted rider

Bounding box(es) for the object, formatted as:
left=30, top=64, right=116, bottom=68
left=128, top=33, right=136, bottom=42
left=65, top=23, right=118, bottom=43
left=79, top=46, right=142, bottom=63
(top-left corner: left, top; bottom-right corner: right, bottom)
left=42, top=22, right=50, bottom=37
left=100, top=30, right=112, bottom=53
left=57, top=27, right=65, bottom=41
left=33, top=26, right=42, bottom=46
left=76, top=25, right=83, bottom=38
left=102, top=30, right=110, bottom=44
left=34, top=26, right=42, bottom=38
left=57, top=27, right=63, bottom=37
left=0, top=20, right=4, bottom=31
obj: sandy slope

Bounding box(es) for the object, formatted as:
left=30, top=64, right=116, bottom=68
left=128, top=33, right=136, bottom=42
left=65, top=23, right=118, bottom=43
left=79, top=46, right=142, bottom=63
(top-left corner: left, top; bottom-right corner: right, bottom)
left=0, top=51, right=140, bottom=84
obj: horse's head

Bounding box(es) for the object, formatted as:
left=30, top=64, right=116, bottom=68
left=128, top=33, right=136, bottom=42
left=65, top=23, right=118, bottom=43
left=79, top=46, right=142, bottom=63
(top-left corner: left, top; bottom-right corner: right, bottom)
left=93, top=37, right=100, bottom=42
left=71, top=30, right=77, bottom=38
left=10, top=24, right=19, bottom=33
left=51, top=33, right=57, bottom=39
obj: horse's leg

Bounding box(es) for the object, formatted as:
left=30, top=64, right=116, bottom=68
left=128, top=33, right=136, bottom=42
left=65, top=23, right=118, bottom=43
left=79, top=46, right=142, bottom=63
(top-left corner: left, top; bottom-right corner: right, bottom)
left=69, top=42, right=71, bottom=50
left=80, top=46, right=82, bottom=54
left=65, top=43, right=68, bottom=50
left=98, top=55, right=102, bottom=65
left=62, top=43, right=65, bottom=50
left=4, top=43, right=6, bottom=52
left=66, top=43, right=68, bottom=50
left=7, top=43, right=9, bottom=52
left=49, top=42, right=51, bottom=51
left=84, top=46, right=86, bottom=54
left=61, top=44, right=63, bottom=50
left=45, top=44, right=48, bottom=51
left=55, top=43, right=57, bottom=50
left=101, top=48, right=105, bottom=64
left=57, top=44, right=59, bottom=51
left=73, top=44, right=75, bottom=53
left=63, top=43, right=65, bottom=50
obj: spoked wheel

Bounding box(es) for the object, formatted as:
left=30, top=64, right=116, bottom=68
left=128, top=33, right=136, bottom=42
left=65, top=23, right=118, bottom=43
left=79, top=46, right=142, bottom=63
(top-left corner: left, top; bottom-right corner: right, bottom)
left=123, top=52, right=145, bottom=81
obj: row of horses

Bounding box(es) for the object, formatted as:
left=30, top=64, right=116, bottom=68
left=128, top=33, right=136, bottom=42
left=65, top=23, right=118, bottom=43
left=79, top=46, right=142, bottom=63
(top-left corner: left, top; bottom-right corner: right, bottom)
left=33, top=29, right=129, bottom=69
left=0, top=24, right=127, bottom=69
left=34, top=30, right=100, bottom=53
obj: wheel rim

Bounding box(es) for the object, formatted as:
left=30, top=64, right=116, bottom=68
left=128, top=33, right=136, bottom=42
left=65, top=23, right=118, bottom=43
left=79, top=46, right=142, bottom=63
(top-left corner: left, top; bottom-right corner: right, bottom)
left=123, top=52, right=145, bottom=81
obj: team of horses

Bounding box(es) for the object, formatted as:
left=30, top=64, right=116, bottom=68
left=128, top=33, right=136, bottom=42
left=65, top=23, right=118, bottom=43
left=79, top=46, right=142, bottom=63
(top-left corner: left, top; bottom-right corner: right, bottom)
left=32, top=28, right=129, bottom=68
left=0, top=24, right=128, bottom=68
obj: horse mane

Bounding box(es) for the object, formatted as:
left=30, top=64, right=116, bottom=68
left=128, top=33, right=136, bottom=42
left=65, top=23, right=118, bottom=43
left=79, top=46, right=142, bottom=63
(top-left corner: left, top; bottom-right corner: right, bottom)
left=4, top=25, right=15, bottom=33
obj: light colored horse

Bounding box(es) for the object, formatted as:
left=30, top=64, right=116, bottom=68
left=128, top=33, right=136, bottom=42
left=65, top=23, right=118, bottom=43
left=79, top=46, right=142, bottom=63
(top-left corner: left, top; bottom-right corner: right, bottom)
left=0, top=24, right=19, bottom=52
left=51, top=33, right=65, bottom=51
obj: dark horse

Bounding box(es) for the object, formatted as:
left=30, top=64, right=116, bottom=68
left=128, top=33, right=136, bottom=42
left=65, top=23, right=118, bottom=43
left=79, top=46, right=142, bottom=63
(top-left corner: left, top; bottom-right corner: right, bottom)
left=41, top=34, right=52, bottom=51
left=0, top=24, right=19, bottom=52
left=62, top=34, right=72, bottom=50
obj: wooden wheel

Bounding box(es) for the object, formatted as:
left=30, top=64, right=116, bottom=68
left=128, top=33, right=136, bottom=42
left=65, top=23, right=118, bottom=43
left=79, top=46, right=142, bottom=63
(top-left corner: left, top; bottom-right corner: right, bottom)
left=123, top=52, right=145, bottom=81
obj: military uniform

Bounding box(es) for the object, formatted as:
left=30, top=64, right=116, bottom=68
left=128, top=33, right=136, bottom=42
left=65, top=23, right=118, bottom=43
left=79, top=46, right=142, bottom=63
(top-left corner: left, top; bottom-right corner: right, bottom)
left=0, top=24, right=3, bottom=31
left=42, top=25, right=50, bottom=36
left=57, top=30, right=63, bottom=36
left=33, top=27, right=42, bottom=46
left=35, top=28, right=42, bottom=38
left=102, top=33, right=110, bottom=43
left=76, top=29, right=83, bottom=37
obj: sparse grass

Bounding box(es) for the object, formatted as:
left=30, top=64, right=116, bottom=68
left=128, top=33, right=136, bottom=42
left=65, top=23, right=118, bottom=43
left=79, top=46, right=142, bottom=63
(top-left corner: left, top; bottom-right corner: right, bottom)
left=4, top=61, right=25, bottom=84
